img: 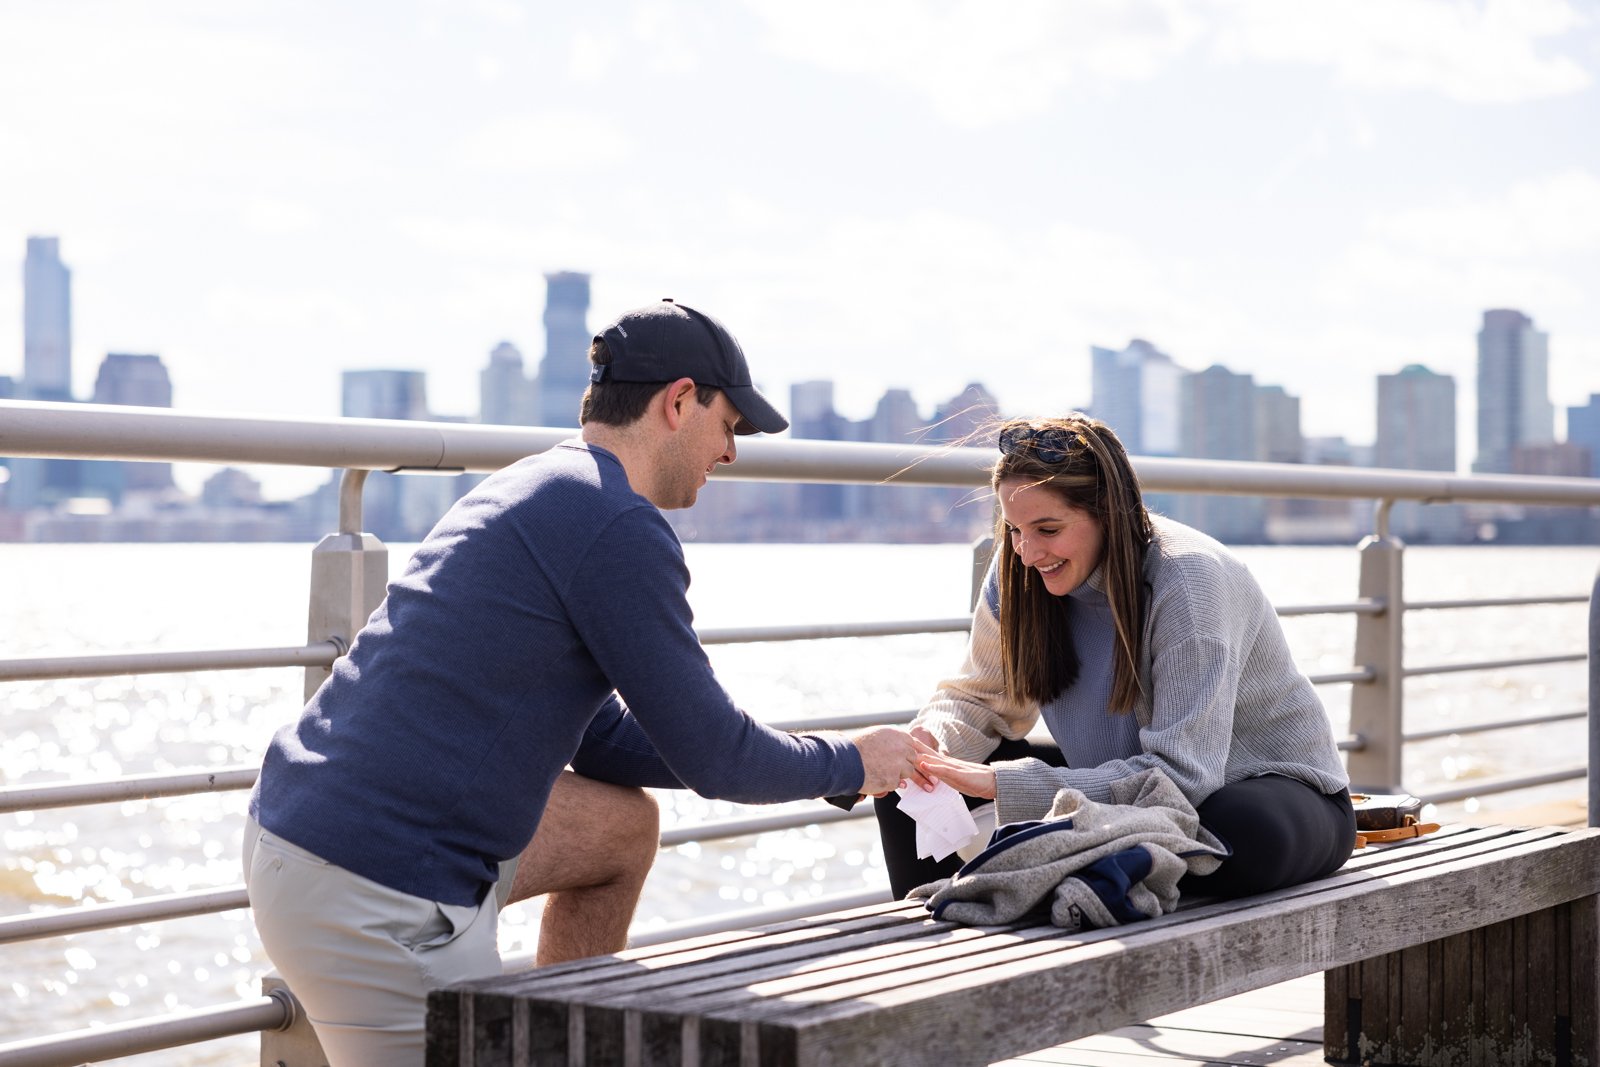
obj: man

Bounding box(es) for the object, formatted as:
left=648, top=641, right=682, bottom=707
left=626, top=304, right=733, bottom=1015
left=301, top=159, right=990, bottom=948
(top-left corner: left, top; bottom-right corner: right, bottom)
left=245, top=298, right=934, bottom=1065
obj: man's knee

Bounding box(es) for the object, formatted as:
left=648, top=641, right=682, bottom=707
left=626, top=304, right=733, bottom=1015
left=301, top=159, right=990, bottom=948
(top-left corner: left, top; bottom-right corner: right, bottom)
left=609, top=786, right=660, bottom=869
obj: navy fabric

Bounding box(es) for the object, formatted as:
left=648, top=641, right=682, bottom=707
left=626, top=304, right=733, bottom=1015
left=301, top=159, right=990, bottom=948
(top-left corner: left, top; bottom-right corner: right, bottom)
left=251, top=442, right=864, bottom=906
left=1073, top=847, right=1155, bottom=924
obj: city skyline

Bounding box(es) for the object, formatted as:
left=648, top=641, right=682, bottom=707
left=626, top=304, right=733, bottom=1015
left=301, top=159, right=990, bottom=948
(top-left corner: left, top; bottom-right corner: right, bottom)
left=3, top=238, right=1595, bottom=506
left=2, top=3, right=1597, bottom=500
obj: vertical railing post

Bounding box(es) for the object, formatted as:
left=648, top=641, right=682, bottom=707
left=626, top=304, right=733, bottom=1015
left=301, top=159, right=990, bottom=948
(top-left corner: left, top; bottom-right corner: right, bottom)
left=303, top=469, right=388, bottom=702
left=1589, top=564, right=1598, bottom=827
left=1346, top=500, right=1406, bottom=792
left=259, top=975, right=327, bottom=1067
left=970, top=534, right=995, bottom=611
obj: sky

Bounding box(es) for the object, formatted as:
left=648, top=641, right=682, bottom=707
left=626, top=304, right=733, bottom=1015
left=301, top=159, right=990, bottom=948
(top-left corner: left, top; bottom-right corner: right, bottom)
left=3, top=0, right=1598, bottom=498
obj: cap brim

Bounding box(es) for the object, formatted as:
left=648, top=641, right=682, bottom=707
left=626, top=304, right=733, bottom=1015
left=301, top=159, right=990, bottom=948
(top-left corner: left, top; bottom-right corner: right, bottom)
left=724, top=385, right=788, bottom=435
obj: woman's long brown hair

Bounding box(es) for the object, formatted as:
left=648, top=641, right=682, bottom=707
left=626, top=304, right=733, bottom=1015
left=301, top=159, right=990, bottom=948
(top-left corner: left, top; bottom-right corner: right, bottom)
left=993, top=414, right=1154, bottom=712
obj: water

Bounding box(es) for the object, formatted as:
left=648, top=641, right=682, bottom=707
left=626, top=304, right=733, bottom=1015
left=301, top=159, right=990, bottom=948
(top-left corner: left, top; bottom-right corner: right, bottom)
left=1, top=540, right=1595, bottom=1064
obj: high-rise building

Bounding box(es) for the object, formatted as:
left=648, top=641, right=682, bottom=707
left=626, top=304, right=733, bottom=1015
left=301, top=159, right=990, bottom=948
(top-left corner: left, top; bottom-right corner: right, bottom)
left=1090, top=339, right=1183, bottom=456
left=93, top=353, right=173, bottom=408
left=1376, top=365, right=1456, bottom=472
left=1177, top=364, right=1264, bottom=541
left=1474, top=309, right=1552, bottom=474
left=1254, top=385, right=1302, bottom=464
left=23, top=237, right=72, bottom=400
left=929, top=383, right=999, bottom=446
left=1566, top=394, right=1600, bottom=479
left=789, top=380, right=847, bottom=521
left=341, top=369, right=438, bottom=539
left=479, top=341, right=538, bottom=426
left=1377, top=364, right=1460, bottom=542
left=536, top=272, right=591, bottom=428
left=91, top=353, right=176, bottom=494
left=343, top=369, right=429, bottom=420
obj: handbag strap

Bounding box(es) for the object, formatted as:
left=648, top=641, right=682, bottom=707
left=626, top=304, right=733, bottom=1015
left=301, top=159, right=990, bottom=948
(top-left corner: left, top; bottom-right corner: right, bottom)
left=1354, top=818, right=1442, bottom=849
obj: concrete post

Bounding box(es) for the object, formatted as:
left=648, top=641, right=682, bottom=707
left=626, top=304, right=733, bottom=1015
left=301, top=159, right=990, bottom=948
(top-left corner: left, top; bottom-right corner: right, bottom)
left=1346, top=515, right=1406, bottom=793
left=303, top=470, right=388, bottom=702
left=1589, top=564, right=1597, bottom=827
left=259, top=975, right=327, bottom=1067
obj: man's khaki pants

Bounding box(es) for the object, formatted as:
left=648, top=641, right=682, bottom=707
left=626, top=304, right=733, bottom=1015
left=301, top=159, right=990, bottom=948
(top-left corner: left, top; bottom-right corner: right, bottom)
left=244, top=819, right=516, bottom=1067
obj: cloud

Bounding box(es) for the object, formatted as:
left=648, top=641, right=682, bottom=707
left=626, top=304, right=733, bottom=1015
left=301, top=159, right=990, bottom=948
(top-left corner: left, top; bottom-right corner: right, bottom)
left=1318, top=168, right=1600, bottom=312
left=240, top=199, right=319, bottom=235
left=745, top=0, right=1591, bottom=125
left=743, top=0, right=1204, bottom=126
left=456, top=113, right=631, bottom=173
left=1211, top=0, right=1591, bottom=103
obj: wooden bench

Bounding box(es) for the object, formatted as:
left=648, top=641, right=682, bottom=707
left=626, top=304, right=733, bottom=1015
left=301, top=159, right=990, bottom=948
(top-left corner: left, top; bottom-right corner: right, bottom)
left=426, top=823, right=1600, bottom=1067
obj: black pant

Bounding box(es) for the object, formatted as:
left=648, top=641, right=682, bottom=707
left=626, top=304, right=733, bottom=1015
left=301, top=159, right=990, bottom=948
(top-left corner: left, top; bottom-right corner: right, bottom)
left=873, top=738, right=1355, bottom=901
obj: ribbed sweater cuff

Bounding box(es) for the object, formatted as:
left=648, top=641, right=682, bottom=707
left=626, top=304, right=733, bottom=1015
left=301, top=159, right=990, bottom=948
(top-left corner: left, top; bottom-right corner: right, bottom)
left=993, top=758, right=1066, bottom=825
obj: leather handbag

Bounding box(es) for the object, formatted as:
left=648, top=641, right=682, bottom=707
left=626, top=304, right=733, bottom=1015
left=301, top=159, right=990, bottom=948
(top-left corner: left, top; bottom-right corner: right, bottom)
left=1351, top=792, right=1440, bottom=848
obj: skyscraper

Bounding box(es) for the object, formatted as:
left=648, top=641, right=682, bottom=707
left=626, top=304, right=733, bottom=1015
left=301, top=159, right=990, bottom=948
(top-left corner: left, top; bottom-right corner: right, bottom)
left=1376, top=365, right=1456, bottom=472
left=1377, top=364, right=1460, bottom=542
left=1177, top=364, right=1264, bottom=541
left=1566, top=395, right=1600, bottom=479
left=479, top=341, right=538, bottom=426
left=343, top=369, right=429, bottom=421
left=536, top=272, right=591, bottom=428
left=91, top=353, right=177, bottom=494
left=1090, top=339, right=1183, bottom=456
left=1254, top=385, right=1302, bottom=464
left=1474, top=309, right=1552, bottom=474
left=789, top=380, right=847, bottom=521
left=341, top=369, right=436, bottom=539
left=23, top=237, right=72, bottom=400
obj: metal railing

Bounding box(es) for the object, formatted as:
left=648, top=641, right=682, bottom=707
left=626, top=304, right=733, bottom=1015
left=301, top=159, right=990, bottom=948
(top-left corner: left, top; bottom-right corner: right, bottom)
left=2, top=397, right=1598, bottom=1066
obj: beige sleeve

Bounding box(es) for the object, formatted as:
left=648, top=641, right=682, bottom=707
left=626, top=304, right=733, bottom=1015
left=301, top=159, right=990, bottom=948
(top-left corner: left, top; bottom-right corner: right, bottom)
left=910, top=604, right=1039, bottom=762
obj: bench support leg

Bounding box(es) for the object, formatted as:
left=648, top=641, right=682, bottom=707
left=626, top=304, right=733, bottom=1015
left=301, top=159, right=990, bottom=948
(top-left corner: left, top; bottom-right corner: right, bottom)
left=1325, top=894, right=1598, bottom=1066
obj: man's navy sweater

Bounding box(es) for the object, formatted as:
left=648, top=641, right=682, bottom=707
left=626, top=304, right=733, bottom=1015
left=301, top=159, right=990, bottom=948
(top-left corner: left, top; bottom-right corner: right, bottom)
left=250, top=442, right=865, bottom=906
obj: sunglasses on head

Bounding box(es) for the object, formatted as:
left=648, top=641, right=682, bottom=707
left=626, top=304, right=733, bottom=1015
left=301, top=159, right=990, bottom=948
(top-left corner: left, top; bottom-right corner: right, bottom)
left=997, top=425, right=1086, bottom=465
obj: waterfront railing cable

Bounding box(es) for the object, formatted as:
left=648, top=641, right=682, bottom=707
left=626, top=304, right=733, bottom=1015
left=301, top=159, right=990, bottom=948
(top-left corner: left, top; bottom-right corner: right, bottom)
left=1, top=397, right=1597, bottom=1066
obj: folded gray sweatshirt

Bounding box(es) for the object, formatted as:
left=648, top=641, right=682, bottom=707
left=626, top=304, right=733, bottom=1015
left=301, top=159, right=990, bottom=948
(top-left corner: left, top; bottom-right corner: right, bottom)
left=908, top=767, right=1229, bottom=929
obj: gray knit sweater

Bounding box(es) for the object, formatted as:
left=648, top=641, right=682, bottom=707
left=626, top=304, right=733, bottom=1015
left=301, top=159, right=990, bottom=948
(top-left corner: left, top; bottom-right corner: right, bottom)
left=913, top=516, right=1349, bottom=826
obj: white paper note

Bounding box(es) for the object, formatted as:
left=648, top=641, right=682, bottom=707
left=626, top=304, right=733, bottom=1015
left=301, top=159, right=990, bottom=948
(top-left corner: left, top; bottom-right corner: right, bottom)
left=895, top=780, right=980, bottom=862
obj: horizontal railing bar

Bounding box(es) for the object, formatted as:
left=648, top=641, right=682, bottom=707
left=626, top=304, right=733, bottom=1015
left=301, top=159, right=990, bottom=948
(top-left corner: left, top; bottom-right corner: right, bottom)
left=0, top=993, right=289, bottom=1067
left=0, top=642, right=339, bottom=682
left=1308, top=668, right=1376, bottom=685
left=1406, top=594, right=1591, bottom=611
left=7, top=399, right=1600, bottom=503
left=1334, top=734, right=1362, bottom=752
left=660, top=805, right=872, bottom=848
left=1403, top=652, right=1586, bottom=677
left=765, top=709, right=915, bottom=732
left=1275, top=600, right=1385, bottom=617
left=1417, top=765, right=1586, bottom=806
left=1405, top=709, right=1588, bottom=744
left=0, top=887, right=249, bottom=945
left=698, top=618, right=971, bottom=644
left=0, top=766, right=259, bottom=814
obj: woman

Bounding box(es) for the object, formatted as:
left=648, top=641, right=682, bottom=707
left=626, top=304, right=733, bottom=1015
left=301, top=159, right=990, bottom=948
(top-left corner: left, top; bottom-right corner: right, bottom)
left=876, top=413, right=1354, bottom=901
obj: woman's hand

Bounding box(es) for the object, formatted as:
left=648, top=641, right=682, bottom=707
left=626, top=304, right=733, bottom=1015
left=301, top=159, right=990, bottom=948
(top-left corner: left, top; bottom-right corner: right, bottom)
left=916, top=751, right=998, bottom=800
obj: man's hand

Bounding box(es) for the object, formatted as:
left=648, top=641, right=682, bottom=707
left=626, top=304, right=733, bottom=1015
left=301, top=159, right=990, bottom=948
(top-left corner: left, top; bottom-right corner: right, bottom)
left=851, top=726, right=941, bottom=797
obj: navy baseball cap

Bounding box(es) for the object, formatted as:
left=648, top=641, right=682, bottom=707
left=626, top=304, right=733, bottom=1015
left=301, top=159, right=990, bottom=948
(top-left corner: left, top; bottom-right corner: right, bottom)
left=591, top=299, right=788, bottom=435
